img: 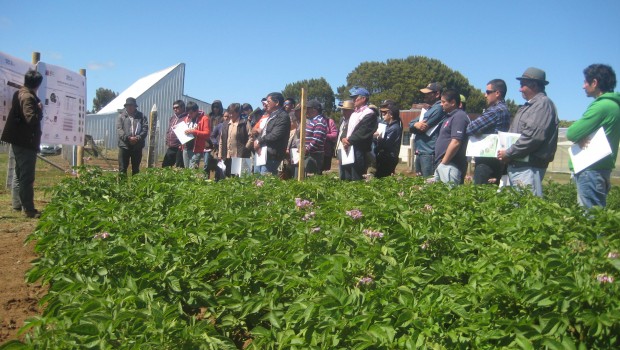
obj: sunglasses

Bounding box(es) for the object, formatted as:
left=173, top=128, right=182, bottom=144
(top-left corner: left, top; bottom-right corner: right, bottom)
left=173, top=105, right=181, bottom=109
left=485, top=90, right=496, bottom=95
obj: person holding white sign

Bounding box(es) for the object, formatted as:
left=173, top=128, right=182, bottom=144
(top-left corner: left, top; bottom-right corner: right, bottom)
left=340, top=87, right=378, bottom=181
left=1, top=70, right=43, bottom=218
left=219, top=103, right=251, bottom=178
left=375, top=104, right=402, bottom=178
left=497, top=67, right=559, bottom=197
left=409, top=82, right=446, bottom=177
left=466, top=79, right=511, bottom=185
left=253, top=92, right=290, bottom=176
left=566, top=64, right=620, bottom=208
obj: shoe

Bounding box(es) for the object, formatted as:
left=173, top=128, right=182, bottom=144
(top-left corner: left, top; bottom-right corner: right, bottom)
left=12, top=207, right=22, bottom=211
left=25, top=210, right=41, bottom=218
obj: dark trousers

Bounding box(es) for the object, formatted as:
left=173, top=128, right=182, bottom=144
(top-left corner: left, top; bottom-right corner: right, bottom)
left=162, top=146, right=183, bottom=167
left=119, top=147, right=143, bottom=175
left=375, top=152, right=399, bottom=178
left=473, top=157, right=503, bottom=185
left=11, top=145, right=37, bottom=211
left=342, top=147, right=366, bottom=181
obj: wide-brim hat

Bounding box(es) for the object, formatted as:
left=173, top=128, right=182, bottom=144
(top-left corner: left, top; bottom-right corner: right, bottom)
left=339, top=100, right=354, bottom=110
left=124, top=97, right=138, bottom=107
left=516, top=67, right=549, bottom=85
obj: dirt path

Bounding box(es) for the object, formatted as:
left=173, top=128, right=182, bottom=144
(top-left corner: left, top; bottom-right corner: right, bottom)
left=0, top=203, right=45, bottom=344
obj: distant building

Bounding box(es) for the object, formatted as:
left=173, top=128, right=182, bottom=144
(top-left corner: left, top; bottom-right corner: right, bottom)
left=86, top=63, right=210, bottom=157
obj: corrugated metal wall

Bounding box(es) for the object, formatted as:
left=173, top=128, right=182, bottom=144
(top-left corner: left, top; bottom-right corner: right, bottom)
left=84, top=64, right=212, bottom=159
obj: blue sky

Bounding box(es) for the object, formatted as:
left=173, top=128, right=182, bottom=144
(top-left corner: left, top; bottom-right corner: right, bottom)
left=2, top=0, right=619, bottom=120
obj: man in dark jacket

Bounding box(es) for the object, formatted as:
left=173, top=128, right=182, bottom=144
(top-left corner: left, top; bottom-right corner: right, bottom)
left=253, top=92, right=290, bottom=175
left=340, top=86, right=378, bottom=180
left=116, top=97, right=148, bottom=176
left=162, top=100, right=186, bottom=167
left=1, top=69, right=44, bottom=218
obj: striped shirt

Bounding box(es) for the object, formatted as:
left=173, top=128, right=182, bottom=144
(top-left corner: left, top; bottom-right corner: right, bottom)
left=305, top=114, right=328, bottom=153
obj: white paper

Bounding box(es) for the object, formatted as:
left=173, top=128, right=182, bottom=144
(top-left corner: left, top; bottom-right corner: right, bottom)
left=466, top=134, right=499, bottom=157
left=418, top=108, right=438, bottom=136
left=339, top=144, right=355, bottom=165
left=291, top=148, right=300, bottom=165
left=498, top=131, right=529, bottom=162
left=569, top=127, right=612, bottom=174
left=217, top=160, right=226, bottom=172
left=254, top=146, right=267, bottom=166
left=231, top=157, right=252, bottom=175
left=173, top=122, right=195, bottom=145
left=376, top=123, right=387, bottom=138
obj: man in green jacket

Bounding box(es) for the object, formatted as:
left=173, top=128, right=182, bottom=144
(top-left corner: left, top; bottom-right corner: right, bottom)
left=567, top=64, right=620, bottom=208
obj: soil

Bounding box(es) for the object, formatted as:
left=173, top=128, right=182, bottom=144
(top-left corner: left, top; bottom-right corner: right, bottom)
left=0, top=203, right=46, bottom=344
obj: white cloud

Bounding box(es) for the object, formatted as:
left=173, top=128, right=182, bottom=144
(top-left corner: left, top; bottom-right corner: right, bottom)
left=88, top=61, right=116, bottom=71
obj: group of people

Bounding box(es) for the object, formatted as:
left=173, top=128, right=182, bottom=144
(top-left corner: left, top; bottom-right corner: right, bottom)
left=152, top=90, right=403, bottom=182
left=410, top=64, right=620, bottom=209
left=2, top=64, right=618, bottom=219
left=117, top=64, right=620, bottom=209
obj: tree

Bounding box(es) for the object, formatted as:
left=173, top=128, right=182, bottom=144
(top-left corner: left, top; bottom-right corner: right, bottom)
left=282, top=77, right=336, bottom=116
left=338, top=56, right=486, bottom=113
left=92, top=88, right=118, bottom=113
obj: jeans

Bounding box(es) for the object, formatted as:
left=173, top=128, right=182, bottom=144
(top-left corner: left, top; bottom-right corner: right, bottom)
left=434, top=163, right=461, bottom=184
left=255, top=159, right=280, bottom=176
left=415, top=153, right=435, bottom=177
left=574, top=169, right=611, bottom=208
left=473, top=157, right=503, bottom=185
left=507, top=165, right=546, bottom=197
left=183, top=148, right=203, bottom=169
left=11, top=145, right=37, bottom=211
left=118, top=147, right=143, bottom=175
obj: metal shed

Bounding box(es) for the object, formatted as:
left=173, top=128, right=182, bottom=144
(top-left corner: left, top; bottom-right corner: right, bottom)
left=85, top=63, right=211, bottom=159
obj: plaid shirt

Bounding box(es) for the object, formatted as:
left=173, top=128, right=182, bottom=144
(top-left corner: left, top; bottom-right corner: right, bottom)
left=305, top=114, right=328, bottom=153
left=466, top=100, right=510, bottom=135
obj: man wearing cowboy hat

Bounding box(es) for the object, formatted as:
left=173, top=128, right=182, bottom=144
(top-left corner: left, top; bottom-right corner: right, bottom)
left=497, top=67, right=559, bottom=197
left=116, top=97, right=148, bottom=176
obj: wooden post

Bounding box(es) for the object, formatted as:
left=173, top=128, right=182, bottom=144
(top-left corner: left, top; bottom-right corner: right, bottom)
left=297, top=88, right=307, bottom=181
left=76, top=68, right=86, bottom=166
left=146, top=104, right=158, bottom=167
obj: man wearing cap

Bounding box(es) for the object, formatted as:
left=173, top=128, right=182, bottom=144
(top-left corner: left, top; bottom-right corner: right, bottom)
left=566, top=64, right=620, bottom=208
left=466, top=79, right=511, bottom=185
left=340, top=87, right=378, bottom=180
left=497, top=67, right=559, bottom=197
left=336, top=100, right=354, bottom=179
left=254, top=92, right=291, bottom=175
left=303, top=99, right=329, bottom=175
left=116, top=97, right=148, bottom=176
left=410, top=82, right=446, bottom=177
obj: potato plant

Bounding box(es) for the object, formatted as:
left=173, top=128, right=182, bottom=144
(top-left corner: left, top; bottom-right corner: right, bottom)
left=4, top=167, right=620, bottom=349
